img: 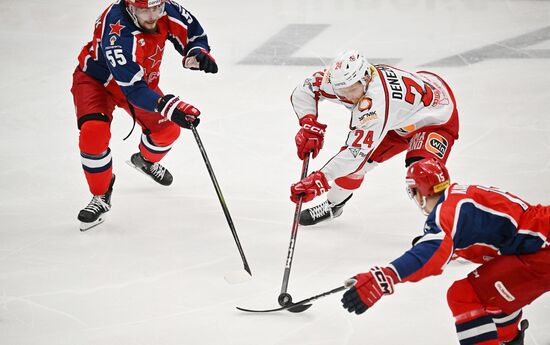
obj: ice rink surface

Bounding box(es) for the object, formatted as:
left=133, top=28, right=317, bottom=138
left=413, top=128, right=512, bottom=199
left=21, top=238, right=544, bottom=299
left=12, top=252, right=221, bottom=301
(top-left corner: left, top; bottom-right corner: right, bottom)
left=1, top=0, right=550, bottom=344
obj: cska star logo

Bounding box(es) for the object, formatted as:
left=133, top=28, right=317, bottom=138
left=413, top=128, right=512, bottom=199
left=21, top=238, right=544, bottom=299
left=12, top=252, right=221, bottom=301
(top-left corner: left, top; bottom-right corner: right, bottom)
left=147, top=45, right=164, bottom=69
left=109, top=20, right=125, bottom=36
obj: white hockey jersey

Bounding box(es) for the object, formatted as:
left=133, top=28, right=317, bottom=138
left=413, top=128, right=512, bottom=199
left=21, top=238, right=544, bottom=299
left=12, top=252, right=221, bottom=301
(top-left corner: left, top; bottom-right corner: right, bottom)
left=290, top=65, right=456, bottom=180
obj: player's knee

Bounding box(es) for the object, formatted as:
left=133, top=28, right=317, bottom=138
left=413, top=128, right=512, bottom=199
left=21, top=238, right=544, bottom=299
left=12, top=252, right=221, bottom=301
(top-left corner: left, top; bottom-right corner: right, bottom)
left=79, top=119, right=111, bottom=155
left=447, top=278, right=481, bottom=316
left=148, top=122, right=181, bottom=146
left=165, top=124, right=181, bottom=143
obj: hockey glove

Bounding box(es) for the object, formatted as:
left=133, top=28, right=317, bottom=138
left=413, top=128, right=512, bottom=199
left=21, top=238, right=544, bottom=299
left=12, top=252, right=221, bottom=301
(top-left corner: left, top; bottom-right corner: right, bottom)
left=341, top=266, right=399, bottom=315
left=157, top=94, right=200, bottom=129
left=295, top=114, right=327, bottom=160
left=183, top=48, right=218, bottom=74
left=290, top=171, right=330, bottom=203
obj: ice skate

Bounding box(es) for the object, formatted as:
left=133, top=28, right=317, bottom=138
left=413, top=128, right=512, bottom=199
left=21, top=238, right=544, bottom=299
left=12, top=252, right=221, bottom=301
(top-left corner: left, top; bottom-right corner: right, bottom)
left=299, top=194, right=352, bottom=226
left=502, top=319, right=529, bottom=345
left=127, top=152, right=173, bottom=186
left=78, top=174, right=115, bottom=231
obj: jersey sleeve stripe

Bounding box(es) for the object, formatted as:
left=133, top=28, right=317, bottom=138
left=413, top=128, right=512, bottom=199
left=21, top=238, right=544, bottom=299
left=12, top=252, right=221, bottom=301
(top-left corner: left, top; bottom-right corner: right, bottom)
left=103, top=74, right=113, bottom=87
left=188, top=32, right=206, bottom=43
left=415, top=230, right=446, bottom=245
left=115, top=69, right=145, bottom=87
left=168, top=15, right=189, bottom=31
left=517, top=229, right=547, bottom=242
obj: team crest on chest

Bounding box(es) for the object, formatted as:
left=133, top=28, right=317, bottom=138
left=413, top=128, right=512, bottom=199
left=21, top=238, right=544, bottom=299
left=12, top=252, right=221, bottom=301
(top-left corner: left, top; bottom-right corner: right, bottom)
left=358, top=97, right=372, bottom=112
left=147, top=45, right=164, bottom=69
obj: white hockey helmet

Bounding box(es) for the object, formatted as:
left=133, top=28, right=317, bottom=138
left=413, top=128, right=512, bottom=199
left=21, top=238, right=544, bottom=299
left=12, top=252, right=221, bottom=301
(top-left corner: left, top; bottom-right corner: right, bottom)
left=329, top=50, right=371, bottom=89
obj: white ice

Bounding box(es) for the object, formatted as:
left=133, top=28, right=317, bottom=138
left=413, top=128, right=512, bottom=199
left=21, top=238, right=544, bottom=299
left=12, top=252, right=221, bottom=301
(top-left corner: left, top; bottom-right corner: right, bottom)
left=1, top=0, right=549, bottom=344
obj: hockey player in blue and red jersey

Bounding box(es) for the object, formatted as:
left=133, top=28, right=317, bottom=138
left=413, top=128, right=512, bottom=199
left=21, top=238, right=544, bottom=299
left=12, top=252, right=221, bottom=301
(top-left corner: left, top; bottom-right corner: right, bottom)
left=71, top=0, right=218, bottom=231
left=341, top=158, right=549, bottom=345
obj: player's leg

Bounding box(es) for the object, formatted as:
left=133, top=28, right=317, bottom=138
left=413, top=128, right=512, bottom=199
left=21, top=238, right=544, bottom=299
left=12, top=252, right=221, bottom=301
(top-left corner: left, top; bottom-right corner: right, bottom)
left=491, top=310, right=527, bottom=345
left=447, top=278, right=500, bottom=345
left=123, top=102, right=181, bottom=186
left=71, top=68, right=116, bottom=230
left=300, top=131, right=408, bottom=225
left=448, top=250, right=550, bottom=344
left=405, top=127, right=457, bottom=167
left=405, top=96, right=459, bottom=167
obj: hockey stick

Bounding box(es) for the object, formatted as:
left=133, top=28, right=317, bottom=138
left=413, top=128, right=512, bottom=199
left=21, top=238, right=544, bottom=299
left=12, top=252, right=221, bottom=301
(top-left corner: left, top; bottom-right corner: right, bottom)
left=237, top=279, right=355, bottom=313
left=189, top=124, right=252, bottom=277
left=277, top=154, right=310, bottom=312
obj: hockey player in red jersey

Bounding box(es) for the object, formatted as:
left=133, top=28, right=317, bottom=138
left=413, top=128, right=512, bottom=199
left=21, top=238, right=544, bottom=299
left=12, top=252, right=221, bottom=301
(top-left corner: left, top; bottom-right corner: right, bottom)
left=290, top=50, right=459, bottom=226
left=72, top=0, right=218, bottom=231
left=340, top=158, right=549, bottom=345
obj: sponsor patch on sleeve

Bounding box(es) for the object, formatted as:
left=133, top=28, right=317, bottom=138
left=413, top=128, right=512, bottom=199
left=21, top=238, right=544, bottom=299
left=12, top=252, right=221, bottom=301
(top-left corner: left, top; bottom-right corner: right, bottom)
left=425, top=132, right=448, bottom=159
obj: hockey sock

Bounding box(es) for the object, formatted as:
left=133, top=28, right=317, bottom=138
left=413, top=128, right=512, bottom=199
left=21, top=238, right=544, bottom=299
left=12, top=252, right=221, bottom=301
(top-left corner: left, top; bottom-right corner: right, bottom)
left=79, top=120, right=113, bottom=195
left=455, top=315, right=499, bottom=345
left=139, top=125, right=180, bottom=162
left=139, top=133, right=173, bottom=162
left=81, top=149, right=113, bottom=195
left=492, top=310, right=522, bottom=343
left=327, top=184, right=354, bottom=206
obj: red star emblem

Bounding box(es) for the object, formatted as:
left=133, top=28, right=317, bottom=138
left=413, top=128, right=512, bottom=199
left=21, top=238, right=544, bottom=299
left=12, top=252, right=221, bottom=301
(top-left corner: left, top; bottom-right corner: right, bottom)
left=109, top=20, right=125, bottom=36
left=147, top=45, right=164, bottom=69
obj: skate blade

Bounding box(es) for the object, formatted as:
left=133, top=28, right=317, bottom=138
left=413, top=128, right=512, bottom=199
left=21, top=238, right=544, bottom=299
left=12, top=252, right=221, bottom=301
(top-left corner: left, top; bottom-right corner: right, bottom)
left=126, top=160, right=161, bottom=184
left=80, top=216, right=106, bottom=232
left=126, top=159, right=147, bottom=176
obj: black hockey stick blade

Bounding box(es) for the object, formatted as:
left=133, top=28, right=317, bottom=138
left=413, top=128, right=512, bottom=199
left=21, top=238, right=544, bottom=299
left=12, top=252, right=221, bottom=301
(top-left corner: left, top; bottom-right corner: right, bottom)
left=286, top=303, right=312, bottom=313
left=236, top=283, right=353, bottom=314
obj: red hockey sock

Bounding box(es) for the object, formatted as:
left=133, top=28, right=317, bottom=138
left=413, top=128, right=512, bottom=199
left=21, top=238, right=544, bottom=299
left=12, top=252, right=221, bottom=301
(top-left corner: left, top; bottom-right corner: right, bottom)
left=79, top=121, right=112, bottom=195
left=492, top=310, right=522, bottom=343
left=139, top=125, right=179, bottom=162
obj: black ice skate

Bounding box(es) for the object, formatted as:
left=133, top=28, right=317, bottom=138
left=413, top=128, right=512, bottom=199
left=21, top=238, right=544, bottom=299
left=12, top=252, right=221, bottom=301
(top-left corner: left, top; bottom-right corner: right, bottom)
left=502, top=319, right=529, bottom=345
left=78, top=174, right=116, bottom=231
left=128, top=152, right=173, bottom=186
left=299, top=195, right=352, bottom=226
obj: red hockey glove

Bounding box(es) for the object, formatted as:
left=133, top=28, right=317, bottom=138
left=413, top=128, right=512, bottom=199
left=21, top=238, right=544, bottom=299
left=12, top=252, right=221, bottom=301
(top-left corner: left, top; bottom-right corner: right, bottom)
left=183, top=47, right=218, bottom=74
left=157, top=94, right=200, bottom=129
left=295, top=114, right=327, bottom=160
left=341, top=266, right=399, bottom=315
left=290, top=171, right=330, bottom=203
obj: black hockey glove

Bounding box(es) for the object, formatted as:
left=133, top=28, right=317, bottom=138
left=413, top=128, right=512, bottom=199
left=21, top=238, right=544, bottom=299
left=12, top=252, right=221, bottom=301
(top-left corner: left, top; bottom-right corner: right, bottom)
left=157, top=94, right=200, bottom=129
left=183, top=48, right=218, bottom=74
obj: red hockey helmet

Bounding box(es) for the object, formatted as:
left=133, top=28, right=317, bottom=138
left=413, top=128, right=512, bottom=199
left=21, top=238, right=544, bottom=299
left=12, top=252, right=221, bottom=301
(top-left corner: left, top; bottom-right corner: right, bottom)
left=406, top=158, right=450, bottom=198
left=126, top=0, right=165, bottom=8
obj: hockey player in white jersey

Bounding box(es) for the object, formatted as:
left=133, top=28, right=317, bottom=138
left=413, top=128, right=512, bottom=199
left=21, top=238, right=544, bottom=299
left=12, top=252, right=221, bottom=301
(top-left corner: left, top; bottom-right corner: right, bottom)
left=290, top=50, right=459, bottom=224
